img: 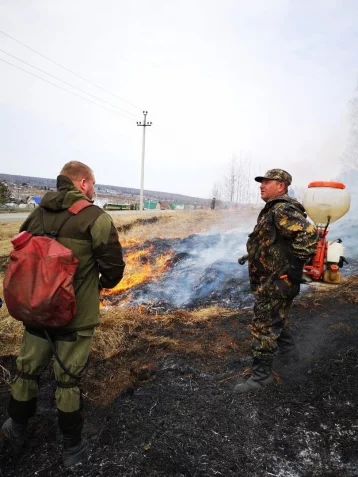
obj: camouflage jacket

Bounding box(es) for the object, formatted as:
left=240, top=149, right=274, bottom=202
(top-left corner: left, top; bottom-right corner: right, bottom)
left=247, top=194, right=318, bottom=292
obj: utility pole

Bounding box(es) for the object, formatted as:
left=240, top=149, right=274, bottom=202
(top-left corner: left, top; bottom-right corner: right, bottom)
left=137, top=111, right=152, bottom=212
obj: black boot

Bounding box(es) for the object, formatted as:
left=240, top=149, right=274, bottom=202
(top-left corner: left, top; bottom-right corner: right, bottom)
left=58, top=409, right=88, bottom=468
left=276, top=328, right=300, bottom=364
left=234, top=357, right=275, bottom=394
left=62, top=435, right=89, bottom=468
left=1, top=417, right=27, bottom=455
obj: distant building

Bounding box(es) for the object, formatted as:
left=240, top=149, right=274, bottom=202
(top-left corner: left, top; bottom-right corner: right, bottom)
left=27, top=196, right=41, bottom=208
left=144, top=200, right=161, bottom=210
left=159, top=202, right=184, bottom=210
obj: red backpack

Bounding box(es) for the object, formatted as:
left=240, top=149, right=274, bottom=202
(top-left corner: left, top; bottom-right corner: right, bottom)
left=3, top=200, right=92, bottom=328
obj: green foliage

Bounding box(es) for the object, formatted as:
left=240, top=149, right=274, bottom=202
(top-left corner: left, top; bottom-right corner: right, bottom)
left=0, top=181, right=10, bottom=205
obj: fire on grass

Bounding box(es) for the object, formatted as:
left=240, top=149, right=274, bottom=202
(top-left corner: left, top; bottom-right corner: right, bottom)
left=101, top=239, right=175, bottom=302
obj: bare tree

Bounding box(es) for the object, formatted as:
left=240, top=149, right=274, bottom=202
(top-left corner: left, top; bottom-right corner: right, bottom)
left=235, top=154, right=243, bottom=204
left=218, top=153, right=261, bottom=207
left=234, top=152, right=254, bottom=204
left=223, top=156, right=238, bottom=204
left=212, top=182, right=222, bottom=202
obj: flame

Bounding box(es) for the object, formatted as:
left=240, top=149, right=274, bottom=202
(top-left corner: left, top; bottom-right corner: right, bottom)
left=103, top=244, right=175, bottom=296
left=121, top=237, right=143, bottom=247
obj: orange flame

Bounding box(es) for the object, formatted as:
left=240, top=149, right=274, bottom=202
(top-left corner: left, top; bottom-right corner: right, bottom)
left=103, top=244, right=175, bottom=296
left=121, top=237, right=143, bottom=247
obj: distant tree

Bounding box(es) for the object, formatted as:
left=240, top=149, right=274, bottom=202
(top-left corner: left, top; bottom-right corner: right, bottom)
left=219, top=153, right=260, bottom=206
left=223, top=156, right=237, bottom=204
left=211, top=182, right=222, bottom=202
left=0, top=181, right=11, bottom=205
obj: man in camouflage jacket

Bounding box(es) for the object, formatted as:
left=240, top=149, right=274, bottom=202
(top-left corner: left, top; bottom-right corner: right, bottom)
left=235, top=169, right=318, bottom=394
left=1, top=161, right=125, bottom=467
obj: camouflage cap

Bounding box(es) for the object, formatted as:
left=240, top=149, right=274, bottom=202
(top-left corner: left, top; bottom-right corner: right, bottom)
left=254, top=169, right=292, bottom=186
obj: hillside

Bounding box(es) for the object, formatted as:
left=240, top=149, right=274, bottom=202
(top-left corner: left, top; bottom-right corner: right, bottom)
left=0, top=173, right=210, bottom=206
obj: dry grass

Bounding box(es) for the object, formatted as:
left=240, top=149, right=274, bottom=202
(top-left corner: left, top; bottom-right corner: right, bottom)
left=112, top=208, right=258, bottom=241
left=0, top=264, right=241, bottom=361
left=93, top=304, right=241, bottom=360
left=295, top=275, right=358, bottom=311
left=0, top=220, right=23, bottom=258
left=0, top=276, right=23, bottom=357
left=336, top=275, right=358, bottom=304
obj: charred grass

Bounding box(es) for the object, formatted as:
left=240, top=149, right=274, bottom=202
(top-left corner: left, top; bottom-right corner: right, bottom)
left=1, top=277, right=357, bottom=476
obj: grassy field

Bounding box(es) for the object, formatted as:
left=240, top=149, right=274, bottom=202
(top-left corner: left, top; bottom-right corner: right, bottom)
left=0, top=208, right=256, bottom=360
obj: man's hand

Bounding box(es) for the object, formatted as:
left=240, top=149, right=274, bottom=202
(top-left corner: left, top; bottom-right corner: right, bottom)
left=238, top=254, right=249, bottom=265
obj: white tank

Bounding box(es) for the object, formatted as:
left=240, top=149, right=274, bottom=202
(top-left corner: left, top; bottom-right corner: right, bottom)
left=326, top=241, right=344, bottom=263
left=302, top=181, right=351, bottom=226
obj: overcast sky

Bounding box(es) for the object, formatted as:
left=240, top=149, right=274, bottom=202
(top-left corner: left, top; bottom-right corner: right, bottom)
left=0, top=0, right=357, bottom=198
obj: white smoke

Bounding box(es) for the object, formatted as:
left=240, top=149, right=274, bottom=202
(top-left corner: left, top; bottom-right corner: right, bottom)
left=134, top=226, right=254, bottom=309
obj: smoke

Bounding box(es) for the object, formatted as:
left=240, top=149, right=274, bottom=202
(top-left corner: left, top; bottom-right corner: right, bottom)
left=129, top=225, right=255, bottom=310
left=161, top=230, right=250, bottom=308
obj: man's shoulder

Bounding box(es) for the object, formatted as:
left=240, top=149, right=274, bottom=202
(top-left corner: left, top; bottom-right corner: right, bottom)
left=270, top=196, right=305, bottom=215
left=74, top=203, right=108, bottom=222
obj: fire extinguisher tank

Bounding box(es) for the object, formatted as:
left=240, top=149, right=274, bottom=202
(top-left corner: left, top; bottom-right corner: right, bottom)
left=303, top=181, right=351, bottom=226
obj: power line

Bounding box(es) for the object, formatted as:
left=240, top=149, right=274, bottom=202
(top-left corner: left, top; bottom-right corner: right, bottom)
left=0, top=48, right=137, bottom=118
left=0, top=58, right=135, bottom=120
left=0, top=29, right=142, bottom=112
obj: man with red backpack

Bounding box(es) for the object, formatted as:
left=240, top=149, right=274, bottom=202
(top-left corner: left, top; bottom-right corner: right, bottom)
left=1, top=161, right=125, bottom=467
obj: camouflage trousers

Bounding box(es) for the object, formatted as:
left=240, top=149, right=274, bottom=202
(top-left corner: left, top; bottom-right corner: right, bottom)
left=251, top=290, right=294, bottom=360
left=11, top=328, right=93, bottom=414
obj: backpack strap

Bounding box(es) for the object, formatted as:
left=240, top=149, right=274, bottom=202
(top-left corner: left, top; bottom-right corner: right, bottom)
left=68, top=199, right=93, bottom=215
left=41, top=200, right=93, bottom=237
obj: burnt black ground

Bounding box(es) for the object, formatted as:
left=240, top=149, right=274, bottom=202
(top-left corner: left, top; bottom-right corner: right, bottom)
left=1, top=282, right=358, bottom=477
